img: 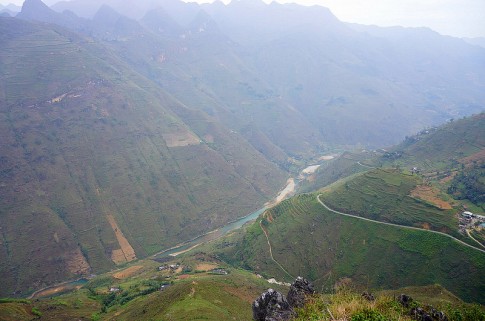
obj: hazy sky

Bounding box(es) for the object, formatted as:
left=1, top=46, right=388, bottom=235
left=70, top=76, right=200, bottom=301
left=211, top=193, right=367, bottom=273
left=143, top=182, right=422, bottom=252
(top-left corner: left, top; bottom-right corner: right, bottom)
left=1, top=0, right=484, bottom=38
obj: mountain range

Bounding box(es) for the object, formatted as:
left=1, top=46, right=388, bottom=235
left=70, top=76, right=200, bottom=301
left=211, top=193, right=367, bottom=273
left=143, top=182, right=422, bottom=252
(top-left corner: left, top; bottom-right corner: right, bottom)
left=1, top=0, right=484, bottom=298
left=15, top=0, right=485, bottom=149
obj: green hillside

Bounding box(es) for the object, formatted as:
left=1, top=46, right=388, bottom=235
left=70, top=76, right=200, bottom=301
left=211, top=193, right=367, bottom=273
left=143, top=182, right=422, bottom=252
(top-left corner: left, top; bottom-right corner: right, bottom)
left=378, top=113, right=485, bottom=172
left=222, top=114, right=485, bottom=306
left=1, top=251, right=483, bottom=321
left=0, top=255, right=287, bottom=321
left=322, top=169, right=460, bottom=237
left=448, top=162, right=485, bottom=211
left=226, top=192, right=485, bottom=303
left=0, top=18, right=286, bottom=297
left=294, top=284, right=484, bottom=321
left=306, top=114, right=485, bottom=192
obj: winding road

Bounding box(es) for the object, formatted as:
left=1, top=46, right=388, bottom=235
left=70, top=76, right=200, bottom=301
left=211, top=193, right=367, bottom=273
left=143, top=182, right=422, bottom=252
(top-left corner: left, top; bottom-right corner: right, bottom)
left=466, top=229, right=485, bottom=249
left=316, top=194, right=485, bottom=254
left=357, top=161, right=375, bottom=169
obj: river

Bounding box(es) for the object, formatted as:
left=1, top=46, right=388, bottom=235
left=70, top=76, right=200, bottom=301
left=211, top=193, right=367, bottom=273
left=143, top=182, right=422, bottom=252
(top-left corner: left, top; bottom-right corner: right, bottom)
left=153, top=207, right=268, bottom=258
left=31, top=156, right=334, bottom=297
left=153, top=158, right=334, bottom=259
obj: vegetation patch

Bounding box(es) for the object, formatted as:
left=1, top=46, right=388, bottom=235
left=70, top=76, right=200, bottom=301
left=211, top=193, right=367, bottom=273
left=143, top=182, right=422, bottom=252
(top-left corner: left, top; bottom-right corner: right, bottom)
left=411, top=185, right=453, bottom=209
left=113, top=265, right=143, bottom=279
left=195, top=263, right=219, bottom=272
left=447, top=162, right=485, bottom=210
left=294, top=285, right=485, bottom=321
left=322, top=168, right=459, bottom=236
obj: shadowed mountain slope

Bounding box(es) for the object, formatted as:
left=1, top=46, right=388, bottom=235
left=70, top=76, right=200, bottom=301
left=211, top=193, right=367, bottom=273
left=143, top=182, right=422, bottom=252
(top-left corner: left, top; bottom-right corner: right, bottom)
left=0, top=17, right=285, bottom=296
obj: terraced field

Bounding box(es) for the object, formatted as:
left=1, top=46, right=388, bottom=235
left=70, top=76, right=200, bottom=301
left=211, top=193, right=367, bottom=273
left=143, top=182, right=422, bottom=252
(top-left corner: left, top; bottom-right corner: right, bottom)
left=322, top=169, right=460, bottom=237
left=235, top=192, right=485, bottom=303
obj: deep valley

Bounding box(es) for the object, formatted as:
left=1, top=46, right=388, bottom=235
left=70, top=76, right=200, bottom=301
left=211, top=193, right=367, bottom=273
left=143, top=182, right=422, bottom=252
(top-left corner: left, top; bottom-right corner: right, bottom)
left=0, top=0, right=484, bottom=320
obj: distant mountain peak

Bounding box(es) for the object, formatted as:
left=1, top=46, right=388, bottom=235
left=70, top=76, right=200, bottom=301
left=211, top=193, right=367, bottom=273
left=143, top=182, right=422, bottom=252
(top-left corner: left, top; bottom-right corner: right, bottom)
left=18, top=0, right=59, bottom=22
left=93, top=4, right=122, bottom=24
left=18, top=0, right=84, bottom=30
left=20, top=0, right=50, bottom=14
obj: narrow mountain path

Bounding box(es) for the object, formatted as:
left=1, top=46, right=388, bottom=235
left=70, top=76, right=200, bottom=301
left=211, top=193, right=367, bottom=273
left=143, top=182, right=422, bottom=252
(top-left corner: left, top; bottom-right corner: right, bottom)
left=466, top=229, right=485, bottom=249
left=316, top=194, right=485, bottom=254
left=259, top=220, right=294, bottom=279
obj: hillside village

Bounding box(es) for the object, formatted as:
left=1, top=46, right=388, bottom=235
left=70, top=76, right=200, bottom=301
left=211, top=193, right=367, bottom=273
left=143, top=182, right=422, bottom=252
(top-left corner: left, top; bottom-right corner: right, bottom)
left=459, top=211, right=485, bottom=242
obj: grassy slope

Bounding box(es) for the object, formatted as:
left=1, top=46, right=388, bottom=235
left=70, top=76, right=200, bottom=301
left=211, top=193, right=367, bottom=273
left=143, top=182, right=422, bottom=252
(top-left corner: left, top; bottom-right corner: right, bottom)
left=322, top=168, right=459, bottom=237
left=0, top=255, right=286, bottom=321
left=114, top=275, right=262, bottom=321
left=305, top=113, right=485, bottom=196
left=0, top=252, right=483, bottom=321
left=0, top=18, right=286, bottom=296
left=378, top=113, right=485, bottom=172
left=295, top=284, right=484, bottom=321
left=375, top=114, right=485, bottom=213
left=231, top=193, right=485, bottom=303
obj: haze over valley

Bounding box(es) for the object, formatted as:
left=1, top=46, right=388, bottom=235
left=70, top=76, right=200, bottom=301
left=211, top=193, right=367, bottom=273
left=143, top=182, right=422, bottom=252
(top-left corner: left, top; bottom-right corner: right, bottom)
left=0, top=0, right=484, bottom=320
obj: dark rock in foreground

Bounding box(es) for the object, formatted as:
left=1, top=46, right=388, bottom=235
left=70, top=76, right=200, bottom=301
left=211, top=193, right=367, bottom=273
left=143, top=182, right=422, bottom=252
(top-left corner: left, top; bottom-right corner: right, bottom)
left=252, top=289, right=294, bottom=321
left=397, top=294, right=448, bottom=321
left=252, top=276, right=315, bottom=320
left=287, top=276, right=315, bottom=308
left=410, top=307, right=433, bottom=321
left=398, top=294, right=413, bottom=308
left=430, top=308, right=448, bottom=321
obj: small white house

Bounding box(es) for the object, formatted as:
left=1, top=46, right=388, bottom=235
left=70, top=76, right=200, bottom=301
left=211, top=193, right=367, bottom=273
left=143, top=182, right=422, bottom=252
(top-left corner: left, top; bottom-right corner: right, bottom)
left=462, top=211, right=473, bottom=219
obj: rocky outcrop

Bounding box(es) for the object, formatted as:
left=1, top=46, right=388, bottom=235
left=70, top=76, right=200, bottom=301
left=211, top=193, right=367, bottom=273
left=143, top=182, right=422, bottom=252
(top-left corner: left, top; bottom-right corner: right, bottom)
left=398, top=294, right=413, bottom=308
left=287, top=276, right=315, bottom=308
left=252, top=289, right=294, bottom=321
left=397, top=294, right=448, bottom=321
left=430, top=308, right=448, bottom=321
left=252, top=276, right=315, bottom=320
left=410, top=307, right=433, bottom=321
